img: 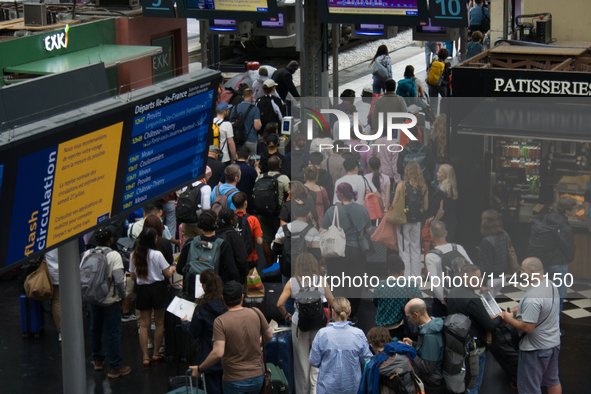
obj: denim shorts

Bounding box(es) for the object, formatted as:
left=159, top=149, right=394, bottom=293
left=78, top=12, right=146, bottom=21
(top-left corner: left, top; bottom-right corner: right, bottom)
left=517, top=346, right=561, bottom=393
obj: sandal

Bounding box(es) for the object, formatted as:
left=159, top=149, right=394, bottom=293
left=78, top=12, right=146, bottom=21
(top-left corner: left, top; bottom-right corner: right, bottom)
left=143, top=358, right=151, bottom=369
left=152, top=353, right=164, bottom=364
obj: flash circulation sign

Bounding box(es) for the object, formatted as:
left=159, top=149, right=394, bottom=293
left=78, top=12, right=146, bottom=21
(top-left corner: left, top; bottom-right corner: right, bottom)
left=0, top=70, right=221, bottom=272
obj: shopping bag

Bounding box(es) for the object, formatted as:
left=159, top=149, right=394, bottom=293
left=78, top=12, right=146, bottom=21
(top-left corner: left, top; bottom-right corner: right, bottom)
left=247, top=268, right=265, bottom=297
left=319, top=206, right=346, bottom=258
left=24, top=260, right=53, bottom=302
left=371, top=212, right=398, bottom=250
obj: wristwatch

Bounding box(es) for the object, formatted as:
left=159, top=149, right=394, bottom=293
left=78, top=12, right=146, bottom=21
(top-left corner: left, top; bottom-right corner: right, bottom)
left=198, top=365, right=204, bottom=374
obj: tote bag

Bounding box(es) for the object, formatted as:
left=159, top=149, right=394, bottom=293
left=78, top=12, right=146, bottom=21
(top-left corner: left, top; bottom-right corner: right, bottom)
left=319, top=206, right=347, bottom=258
left=362, top=176, right=383, bottom=220
left=24, top=260, right=54, bottom=302
left=387, top=183, right=407, bottom=225
left=371, top=211, right=399, bottom=251
left=372, top=58, right=389, bottom=82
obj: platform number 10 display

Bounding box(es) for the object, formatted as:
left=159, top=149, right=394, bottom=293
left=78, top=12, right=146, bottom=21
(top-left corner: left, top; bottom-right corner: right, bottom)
left=435, top=0, right=461, bottom=16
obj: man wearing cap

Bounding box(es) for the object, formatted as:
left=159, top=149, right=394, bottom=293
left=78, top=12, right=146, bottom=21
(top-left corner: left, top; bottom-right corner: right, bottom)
left=85, top=227, right=131, bottom=378
left=272, top=60, right=300, bottom=101
left=256, top=80, right=285, bottom=134
left=190, top=281, right=274, bottom=393
left=252, top=67, right=281, bottom=102
left=214, top=102, right=236, bottom=166
left=207, top=145, right=226, bottom=188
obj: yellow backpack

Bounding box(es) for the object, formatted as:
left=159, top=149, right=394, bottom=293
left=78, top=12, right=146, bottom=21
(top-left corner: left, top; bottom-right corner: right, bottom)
left=427, top=60, right=446, bottom=86
left=212, top=118, right=222, bottom=147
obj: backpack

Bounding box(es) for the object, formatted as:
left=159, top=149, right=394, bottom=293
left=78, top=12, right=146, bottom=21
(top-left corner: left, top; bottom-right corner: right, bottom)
left=211, top=186, right=238, bottom=216
left=294, top=277, right=327, bottom=333
left=235, top=214, right=255, bottom=266
left=230, top=104, right=255, bottom=148
left=379, top=353, right=424, bottom=394
left=252, top=173, right=282, bottom=216
left=397, top=78, right=417, bottom=98
left=181, top=237, right=224, bottom=300
left=428, top=244, right=469, bottom=298
left=427, top=60, right=446, bottom=86
left=256, top=96, right=280, bottom=131
left=402, top=145, right=432, bottom=184
left=405, top=182, right=424, bottom=223
left=79, top=248, right=111, bottom=305
left=212, top=118, right=230, bottom=152
left=527, top=219, right=560, bottom=267
left=176, top=183, right=205, bottom=224
left=280, top=223, right=314, bottom=278
left=442, top=314, right=475, bottom=393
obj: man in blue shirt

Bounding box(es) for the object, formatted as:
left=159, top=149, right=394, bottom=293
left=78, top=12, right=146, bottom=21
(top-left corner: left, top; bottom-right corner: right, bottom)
left=210, top=164, right=241, bottom=211
left=230, top=88, right=261, bottom=155
left=220, top=146, right=259, bottom=214
left=469, top=0, right=490, bottom=33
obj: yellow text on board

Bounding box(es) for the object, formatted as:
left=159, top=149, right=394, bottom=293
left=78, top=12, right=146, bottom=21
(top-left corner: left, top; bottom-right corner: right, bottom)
left=47, top=123, right=123, bottom=247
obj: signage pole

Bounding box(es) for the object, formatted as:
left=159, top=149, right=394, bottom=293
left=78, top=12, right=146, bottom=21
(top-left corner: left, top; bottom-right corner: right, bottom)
left=332, top=23, right=339, bottom=99
left=58, top=239, right=86, bottom=394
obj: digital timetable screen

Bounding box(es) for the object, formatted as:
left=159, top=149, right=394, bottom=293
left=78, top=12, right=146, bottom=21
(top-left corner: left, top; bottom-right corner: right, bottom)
left=0, top=71, right=220, bottom=273
left=319, top=0, right=428, bottom=25
left=327, top=0, right=419, bottom=15
left=178, top=0, right=279, bottom=21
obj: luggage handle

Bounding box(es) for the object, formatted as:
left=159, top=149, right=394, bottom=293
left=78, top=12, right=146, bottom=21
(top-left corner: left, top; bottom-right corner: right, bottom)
left=186, top=369, right=193, bottom=394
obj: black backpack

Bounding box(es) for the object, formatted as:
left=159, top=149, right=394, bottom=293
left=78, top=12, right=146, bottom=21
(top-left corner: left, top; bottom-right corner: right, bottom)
left=442, top=314, right=476, bottom=393
left=527, top=219, right=560, bottom=267
left=256, top=96, right=280, bottom=131
left=176, top=183, right=205, bottom=224
left=402, top=145, right=431, bottom=184
left=405, top=182, right=424, bottom=223
left=428, top=244, right=469, bottom=298
left=280, top=223, right=314, bottom=278
left=295, top=277, right=327, bottom=333
left=252, top=173, right=282, bottom=216
left=235, top=214, right=255, bottom=267
left=230, top=104, right=255, bottom=148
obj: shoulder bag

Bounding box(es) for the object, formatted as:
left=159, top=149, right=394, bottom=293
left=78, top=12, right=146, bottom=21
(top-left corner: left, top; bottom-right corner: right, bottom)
left=24, top=259, right=54, bottom=302
left=371, top=209, right=399, bottom=250
left=387, top=182, right=407, bottom=225
left=319, top=205, right=347, bottom=258
left=344, top=205, right=375, bottom=255
left=362, top=175, right=383, bottom=220
left=372, top=57, right=389, bottom=82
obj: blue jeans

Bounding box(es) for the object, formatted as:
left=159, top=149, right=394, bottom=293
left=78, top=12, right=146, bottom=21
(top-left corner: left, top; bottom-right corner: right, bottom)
left=222, top=374, right=265, bottom=394
left=468, top=351, right=487, bottom=394
left=372, top=76, right=386, bottom=94
left=282, top=275, right=295, bottom=315
left=90, top=302, right=123, bottom=369
left=424, top=41, right=438, bottom=69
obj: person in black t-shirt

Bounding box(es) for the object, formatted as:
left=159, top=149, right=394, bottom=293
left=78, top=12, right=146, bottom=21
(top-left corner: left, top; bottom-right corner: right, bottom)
left=207, top=145, right=226, bottom=188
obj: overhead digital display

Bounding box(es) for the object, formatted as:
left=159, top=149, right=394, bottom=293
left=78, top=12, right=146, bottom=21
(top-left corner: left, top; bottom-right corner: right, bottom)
left=257, top=12, right=284, bottom=28
left=178, top=0, right=279, bottom=21
left=319, top=0, right=428, bottom=25
left=0, top=70, right=220, bottom=273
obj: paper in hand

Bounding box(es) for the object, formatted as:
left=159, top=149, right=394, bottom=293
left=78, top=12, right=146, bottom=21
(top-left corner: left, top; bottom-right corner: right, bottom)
left=167, top=296, right=196, bottom=321
left=481, top=292, right=503, bottom=316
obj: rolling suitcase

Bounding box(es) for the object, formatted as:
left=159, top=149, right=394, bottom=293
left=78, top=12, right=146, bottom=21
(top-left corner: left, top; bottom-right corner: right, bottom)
left=20, top=295, right=44, bottom=337
left=167, top=368, right=205, bottom=394
left=265, top=329, right=294, bottom=394
left=266, top=363, right=289, bottom=394
left=264, top=282, right=286, bottom=325
left=165, top=287, right=195, bottom=374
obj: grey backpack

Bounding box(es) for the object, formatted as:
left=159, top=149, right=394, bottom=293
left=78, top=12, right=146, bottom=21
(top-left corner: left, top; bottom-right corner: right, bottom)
left=379, top=353, right=423, bottom=394
left=181, top=237, right=224, bottom=300
left=442, top=314, right=475, bottom=393
left=80, top=248, right=111, bottom=305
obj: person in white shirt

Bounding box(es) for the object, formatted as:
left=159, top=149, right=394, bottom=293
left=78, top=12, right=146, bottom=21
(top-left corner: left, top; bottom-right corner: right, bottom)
left=180, top=166, right=213, bottom=243
left=425, top=220, right=473, bottom=318
left=333, top=157, right=382, bottom=209
left=213, top=102, right=236, bottom=165
left=44, top=249, right=61, bottom=341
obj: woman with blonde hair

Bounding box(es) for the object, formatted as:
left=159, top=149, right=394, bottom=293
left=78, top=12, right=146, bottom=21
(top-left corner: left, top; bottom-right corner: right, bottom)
left=391, top=161, right=429, bottom=278
left=479, top=209, right=515, bottom=297
left=308, top=298, right=373, bottom=394
left=428, top=114, right=448, bottom=187
left=277, top=253, right=334, bottom=394
left=427, top=163, right=459, bottom=242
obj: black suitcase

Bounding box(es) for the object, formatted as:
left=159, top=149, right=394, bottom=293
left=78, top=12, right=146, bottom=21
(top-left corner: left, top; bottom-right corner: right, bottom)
left=264, top=282, right=286, bottom=325
left=165, top=287, right=195, bottom=374
left=488, top=326, right=519, bottom=382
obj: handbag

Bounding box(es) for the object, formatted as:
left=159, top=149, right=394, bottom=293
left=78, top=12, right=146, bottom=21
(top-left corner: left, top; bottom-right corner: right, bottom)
left=319, top=206, right=347, bottom=258
left=387, top=182, right=407, bottom=225
left=344, top=205, right=375, bottom=255
left=371, top=210, right=399, bottom=250
left=506, top=233, right=520, bottom=274
left=24, top=260, right=54, bottom=302
left=124, top=272, right=136, bottom=299
left=421, top=222, right=432, bottom=242
left=372, top=58, right=389, bottom=82
left=260, top=324, right=273, bottom=394
left=362, top=176, right=383, bottom=220
left=247, top=268, right=266, bottom=297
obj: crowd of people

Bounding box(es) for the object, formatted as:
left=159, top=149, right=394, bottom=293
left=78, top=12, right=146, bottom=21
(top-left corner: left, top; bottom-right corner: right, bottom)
left=55, top=59, right=574, bottom=394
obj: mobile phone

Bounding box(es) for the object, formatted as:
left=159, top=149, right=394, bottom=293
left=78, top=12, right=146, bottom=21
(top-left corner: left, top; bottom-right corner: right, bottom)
left=251, top=155, right=261, bottom=160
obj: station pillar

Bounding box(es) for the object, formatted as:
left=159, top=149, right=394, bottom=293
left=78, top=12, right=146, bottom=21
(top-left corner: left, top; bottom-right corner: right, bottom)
left=299, top=0, right=329, bottom=97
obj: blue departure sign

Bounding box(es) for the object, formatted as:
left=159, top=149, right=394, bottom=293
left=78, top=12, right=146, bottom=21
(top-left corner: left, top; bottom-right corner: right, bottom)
left=429, top=0, right=468, bottom=27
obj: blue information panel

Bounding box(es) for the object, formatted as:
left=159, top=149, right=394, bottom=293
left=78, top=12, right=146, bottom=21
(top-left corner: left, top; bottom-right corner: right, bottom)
left=123, top=90, right=213, bottom=211
left=428, top=0, right=468, bottom=27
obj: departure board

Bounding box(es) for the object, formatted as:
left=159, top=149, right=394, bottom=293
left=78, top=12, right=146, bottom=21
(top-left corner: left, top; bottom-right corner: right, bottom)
left=0, top=70, right=220, bottom=273
left=318, top=0, right=428, bottom=24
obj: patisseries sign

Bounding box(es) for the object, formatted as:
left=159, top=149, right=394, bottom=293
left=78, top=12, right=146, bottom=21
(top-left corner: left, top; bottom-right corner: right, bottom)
left=494, top=78, right=591, bottom=96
